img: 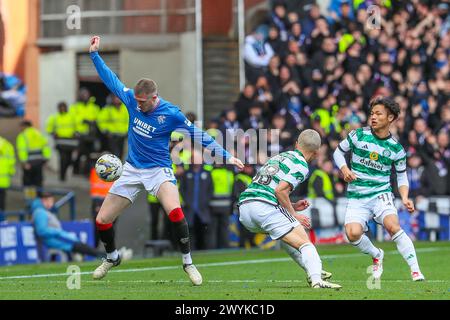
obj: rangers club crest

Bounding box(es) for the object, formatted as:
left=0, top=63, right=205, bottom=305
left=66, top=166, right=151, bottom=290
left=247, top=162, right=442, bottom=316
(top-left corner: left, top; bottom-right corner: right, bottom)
left=157, top=115, right=166, bottom=124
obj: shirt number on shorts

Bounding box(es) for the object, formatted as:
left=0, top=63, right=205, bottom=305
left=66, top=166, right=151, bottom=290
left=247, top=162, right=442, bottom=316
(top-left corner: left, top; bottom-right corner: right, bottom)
left=163, top=168, right=173, bottom=178
left=378, top=193, right=392, bottom=206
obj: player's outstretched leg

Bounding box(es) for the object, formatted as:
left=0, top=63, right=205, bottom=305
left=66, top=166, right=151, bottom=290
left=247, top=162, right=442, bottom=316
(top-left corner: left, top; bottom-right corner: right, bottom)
left=346, top=223, right=384, bottom=279
left=392, top=229, right=424, bottom=281
left=158, top=182, right=202, bottom=286
left=280, top=241, right=332, bottom=286
left=92, top=193, right=131, bottom=280
left=384, top=215, right=424, bottom=281
left=282, top=226, right=341, bottom=289
left=168, top=207, right=202, bottom=286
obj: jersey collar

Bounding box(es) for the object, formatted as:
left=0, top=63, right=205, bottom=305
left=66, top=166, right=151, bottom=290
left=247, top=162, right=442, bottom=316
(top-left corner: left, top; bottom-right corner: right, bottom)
left=295, top=149, right=305, bottom=159
left=370, top=127, right=392, bottom=140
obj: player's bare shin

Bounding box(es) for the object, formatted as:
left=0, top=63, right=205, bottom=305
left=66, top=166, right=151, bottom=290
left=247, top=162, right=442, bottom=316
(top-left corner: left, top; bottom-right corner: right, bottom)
left=281, top=227, right=323, bottom=285
left=157, top=182, right=192, bottom=262
left=96, top=193, right=131, bottom=256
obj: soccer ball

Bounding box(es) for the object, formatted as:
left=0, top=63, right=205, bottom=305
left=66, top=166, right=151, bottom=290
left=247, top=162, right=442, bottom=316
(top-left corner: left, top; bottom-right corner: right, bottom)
left=95, top=154, right=123, bottom=182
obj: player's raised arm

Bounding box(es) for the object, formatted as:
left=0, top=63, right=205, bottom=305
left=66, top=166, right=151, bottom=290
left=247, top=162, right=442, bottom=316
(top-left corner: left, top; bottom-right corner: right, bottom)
left=89, top=36, right=133, bottom=106
left=174, top=111, right=243, bottom=170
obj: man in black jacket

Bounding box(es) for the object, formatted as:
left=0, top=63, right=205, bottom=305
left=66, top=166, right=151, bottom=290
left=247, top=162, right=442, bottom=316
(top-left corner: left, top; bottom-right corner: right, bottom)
left=179, top=150, right=214, bottom=250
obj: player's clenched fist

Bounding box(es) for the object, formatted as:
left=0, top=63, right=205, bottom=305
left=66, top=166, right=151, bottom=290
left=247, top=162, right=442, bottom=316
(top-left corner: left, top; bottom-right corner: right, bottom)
left=89, top=36, right=100, bottom=52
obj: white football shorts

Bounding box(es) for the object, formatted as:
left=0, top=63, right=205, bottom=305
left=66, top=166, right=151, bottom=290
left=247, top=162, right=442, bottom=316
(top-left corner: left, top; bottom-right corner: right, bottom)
left=109, top=162, right=177, bottom=203
left=238, top=200, right=300, bottom=240
left=345, top=191, right=398, bottom=231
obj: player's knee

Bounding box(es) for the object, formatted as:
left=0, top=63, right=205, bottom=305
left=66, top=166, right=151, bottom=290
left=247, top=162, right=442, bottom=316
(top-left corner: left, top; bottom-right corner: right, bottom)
left=96, top=215, right=113, bottom=226
left=345, top=226, right=363, bottom=242
left=346, top=233, right=361, bottom=242
left=385, top=223, right=401, bottom=236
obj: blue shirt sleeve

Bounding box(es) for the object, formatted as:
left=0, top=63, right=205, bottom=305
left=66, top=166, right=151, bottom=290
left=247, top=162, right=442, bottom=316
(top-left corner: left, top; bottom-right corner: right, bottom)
left=90, top=51, right=134, bottom=106
left=173, top=109, right=232, bottom=160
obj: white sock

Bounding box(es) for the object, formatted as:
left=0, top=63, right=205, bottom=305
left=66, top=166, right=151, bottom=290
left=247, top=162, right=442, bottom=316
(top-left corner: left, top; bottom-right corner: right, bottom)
left=182, top=253, right=192, bottom=265
left=281, top=241, right=306, bottom=272
left=392, top=230, right=420, bottom=273
left=107, top=250, right=119, bottom=261
left=351, top=234, right=381, bottom=258
left=299, top=243, right=322, bottom=284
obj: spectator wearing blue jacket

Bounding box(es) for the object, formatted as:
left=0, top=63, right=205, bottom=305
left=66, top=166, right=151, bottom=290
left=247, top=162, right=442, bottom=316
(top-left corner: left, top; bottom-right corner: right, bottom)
left=31, top=192, right=105, bottom=260
left=0, top=73, right=26, bottom=117
left=328, top=0, right=355, bottom=26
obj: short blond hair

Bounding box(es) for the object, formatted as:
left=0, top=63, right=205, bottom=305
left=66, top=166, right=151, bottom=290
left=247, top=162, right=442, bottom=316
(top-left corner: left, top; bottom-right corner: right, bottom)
left=297, top=129, right=321, bottom=151
left=134, top=78, right=157, bottom=96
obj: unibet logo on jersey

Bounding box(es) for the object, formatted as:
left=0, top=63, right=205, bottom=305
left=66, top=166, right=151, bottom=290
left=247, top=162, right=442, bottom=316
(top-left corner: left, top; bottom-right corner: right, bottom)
left=239, top=150, right=309, bottom=206
left=339, top=127, right=406, bottom=199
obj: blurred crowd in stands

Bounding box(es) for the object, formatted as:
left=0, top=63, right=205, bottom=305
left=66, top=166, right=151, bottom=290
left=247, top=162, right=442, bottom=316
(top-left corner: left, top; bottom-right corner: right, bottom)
left=1, top=0, right=449, bottom=251
left=238, top=0, right=450, bottom=200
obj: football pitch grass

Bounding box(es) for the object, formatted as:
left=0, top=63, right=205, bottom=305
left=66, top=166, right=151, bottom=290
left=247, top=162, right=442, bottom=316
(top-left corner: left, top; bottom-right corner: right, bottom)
left=0, top=241, right=449, bottom=300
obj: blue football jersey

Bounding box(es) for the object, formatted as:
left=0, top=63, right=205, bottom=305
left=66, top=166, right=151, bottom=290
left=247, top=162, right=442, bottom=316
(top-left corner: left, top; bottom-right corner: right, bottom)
left=90, top=51, right=231, bottom=169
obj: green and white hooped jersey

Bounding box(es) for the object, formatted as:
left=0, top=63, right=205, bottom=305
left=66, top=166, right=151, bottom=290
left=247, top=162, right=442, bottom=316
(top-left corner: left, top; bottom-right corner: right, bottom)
left=339, top=126, right=407, bottom=199
left=238, top=150, right=309, bottom=206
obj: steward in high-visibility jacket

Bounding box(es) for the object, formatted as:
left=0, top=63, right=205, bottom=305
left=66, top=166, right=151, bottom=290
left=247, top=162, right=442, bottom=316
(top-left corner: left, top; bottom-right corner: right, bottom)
left=307, top=162, right=335, bottom=201
left=310, top=103, right=341, bottom=135
left=16, top=120, right=51, bottom=187
left=46, top=102, right=78, bottom=181
left=206, top=128, right=220, bottom=140
left=0, top=136, right=16, bottom=213
left=208, top=164, right=235, bottom=249
left=210, top=165, right=235, bottom=209
left=46, top=102, right=77, bottom=139
left=69, top=95, right=100, bottom=136
left=97, top=103, right=128, bottom=137
left=233, top=164, right=256, bottom=248
left=97, top=95, right=129, bottom=158
left=70, top=88, right=100, bottom=176
left=234, top=172, right=253, bottom=197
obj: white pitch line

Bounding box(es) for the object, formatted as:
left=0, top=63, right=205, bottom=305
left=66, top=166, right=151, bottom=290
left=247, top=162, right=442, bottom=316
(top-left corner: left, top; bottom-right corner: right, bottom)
left=0, top=247, right=448, bottom=281
left=21, top=279, right=450, bottom=284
